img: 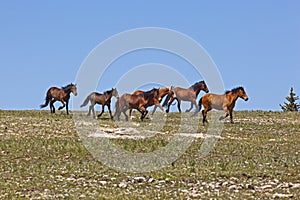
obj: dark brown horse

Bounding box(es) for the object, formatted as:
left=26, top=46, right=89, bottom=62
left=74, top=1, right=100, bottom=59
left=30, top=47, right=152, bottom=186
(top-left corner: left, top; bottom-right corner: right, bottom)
left=194, top=86, right=249, bottom=124
left=129, top=87, right=174, bottom=116
left=115, top=88, right=161, bottom=121
left=163, top=81, right=209, bottom=113
left=80, top=88, right=119, bottom=119
left=40, top=83, right=77, bottom=115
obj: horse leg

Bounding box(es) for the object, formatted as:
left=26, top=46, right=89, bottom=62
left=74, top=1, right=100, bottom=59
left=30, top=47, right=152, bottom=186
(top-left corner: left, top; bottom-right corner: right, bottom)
left=154, top=101, right=164, bottom=113
left=166, top=97, right=175, bottom=113
left=123, top=110, right=129, bottom=121
left=202, top=106, right=211, bottom=124
left=185, top=102, right=193, bottom=112
left=151, top=105, right=157, bottom=115
left=122, top=106, right=129, bottom=121
left=140, top=109, right=148, bottom=121
left=107, top=104, right=114, bottom=120
left=49, top=100, right=53, bottom=113
left=229, top=110, right=234, bottom=124
left=142, top=110, right=149, bottom=120
left=177, top=99, right=182, bottom=113
left=202, top=110, right=207, bottom=124
left=129, top=108, right=133, bottom=117
left=219, top=107, right=229, bottom=121
left=66, top=100, right=69, bottom=115
left=97, top=105, right=105, bottom=118
left=50, top=100, right=56, bottom=113
left=58, top=101, right=65, bottom=110
left=87, top=105, right=92, bottom=117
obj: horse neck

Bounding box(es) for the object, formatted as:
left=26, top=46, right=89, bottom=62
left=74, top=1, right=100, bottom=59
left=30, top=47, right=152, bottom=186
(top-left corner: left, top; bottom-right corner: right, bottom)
left=63, top=87, right=72, bottom=96
left=105, top=91, right=113, bottom=100
left=227, top=91, right=239, bottom=103
left=194, top=86, right=202, bottom=96
left=158, top=88, right=168, bottom=98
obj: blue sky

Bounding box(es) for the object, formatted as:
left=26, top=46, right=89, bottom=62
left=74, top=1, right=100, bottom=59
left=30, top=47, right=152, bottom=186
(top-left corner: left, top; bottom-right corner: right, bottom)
left=0, top=1, right=299, bottom=111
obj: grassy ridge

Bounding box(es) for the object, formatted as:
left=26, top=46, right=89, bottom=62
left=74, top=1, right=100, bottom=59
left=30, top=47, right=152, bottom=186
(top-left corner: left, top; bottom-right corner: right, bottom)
left=0, top=110, right=299, bottom=199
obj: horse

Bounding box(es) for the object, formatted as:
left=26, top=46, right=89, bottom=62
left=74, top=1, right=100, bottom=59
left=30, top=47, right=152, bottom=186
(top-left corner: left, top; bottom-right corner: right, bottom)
left=194, top=86, right=249, bottom=124
left=163, top=81, right=209, bottom=113
left=80, top=88, right=119, bottom=119
left=129, top=87, right=174, bottom=116
left=115, top=88, right=161, bottom=121
left=40, top=83, right=77, bottom=115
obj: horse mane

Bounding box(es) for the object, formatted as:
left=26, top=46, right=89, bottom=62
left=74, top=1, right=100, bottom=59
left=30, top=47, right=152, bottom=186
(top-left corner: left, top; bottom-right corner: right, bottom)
left=225, top=86, right=244, bottom=94
left=104, top=88, right=113, bottom=95
left=62, top=83, right=75, bottom=91
left=142, top=88, right=158, bottom=99
left=189, top=81, right=204, bottom=89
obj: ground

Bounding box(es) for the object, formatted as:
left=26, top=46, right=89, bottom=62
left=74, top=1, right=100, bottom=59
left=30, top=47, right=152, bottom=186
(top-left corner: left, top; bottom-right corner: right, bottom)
left=0, top=110, right=299, bottom=199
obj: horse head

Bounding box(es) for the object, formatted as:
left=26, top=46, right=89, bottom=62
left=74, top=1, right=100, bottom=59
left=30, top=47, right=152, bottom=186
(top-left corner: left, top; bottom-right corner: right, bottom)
left=200, top=81, right=209, bottom=93
left=71, top=83, right=78, bottom=96
left=112, top=88, right=119, bottom=99
left=238, top=87, right=248, bottom=101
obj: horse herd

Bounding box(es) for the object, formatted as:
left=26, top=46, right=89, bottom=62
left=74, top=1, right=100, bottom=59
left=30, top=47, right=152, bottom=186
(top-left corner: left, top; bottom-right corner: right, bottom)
left=40, top=81, right=249, bottom=124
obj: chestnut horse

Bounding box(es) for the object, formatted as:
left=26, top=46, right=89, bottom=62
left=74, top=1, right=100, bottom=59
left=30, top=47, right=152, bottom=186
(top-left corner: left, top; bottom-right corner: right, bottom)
left=129, top=87, right=174, bottom=116
left=163, top=81, right=209, bottom=113
left=40, top=83, right=77, bottom=115
left=194, top=86, right=249, bottom=124
left=80, top=88, right=119, bottom=119
left=115, top=88, right=161, bottom=121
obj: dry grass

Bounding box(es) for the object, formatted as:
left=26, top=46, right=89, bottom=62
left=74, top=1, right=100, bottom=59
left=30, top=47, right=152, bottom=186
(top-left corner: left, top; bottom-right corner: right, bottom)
left=0, top=110, right=299, bottom=199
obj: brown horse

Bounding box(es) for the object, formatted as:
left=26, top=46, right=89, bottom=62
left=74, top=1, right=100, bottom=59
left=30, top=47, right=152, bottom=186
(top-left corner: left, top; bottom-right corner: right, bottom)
left=115, top=88, right=161, bottom=121
left=129, top=87, right=174, bottom=116
left=163, top=81, right=209, bottom=113
left=194, top=86, right=249, bottom=124
left=40, top=83, right=77, bottom=115
left=80, top=88, right=119, bottom=119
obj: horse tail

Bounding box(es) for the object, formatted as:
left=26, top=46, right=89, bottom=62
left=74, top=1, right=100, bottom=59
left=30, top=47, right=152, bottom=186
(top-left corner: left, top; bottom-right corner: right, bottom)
left=80, top=93, right=92, bottom=107
left=40, top=91, right=51, bottom=108
left=162, top=94, right=170, bottom=107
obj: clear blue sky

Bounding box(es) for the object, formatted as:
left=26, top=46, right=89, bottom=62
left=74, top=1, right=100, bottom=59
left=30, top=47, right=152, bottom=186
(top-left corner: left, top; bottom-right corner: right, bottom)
left=0, top=1, right=299, bottom=111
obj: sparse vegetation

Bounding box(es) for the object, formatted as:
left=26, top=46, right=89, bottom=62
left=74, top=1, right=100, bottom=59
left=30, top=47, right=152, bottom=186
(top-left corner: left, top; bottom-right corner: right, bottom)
left=0, top=110, right=299, bottom=199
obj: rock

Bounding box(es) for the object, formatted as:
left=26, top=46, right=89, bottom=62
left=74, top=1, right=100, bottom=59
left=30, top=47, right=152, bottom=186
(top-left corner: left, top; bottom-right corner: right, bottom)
left=228, top=185, right=238, bottom=190
left=222, top=181, right=229, bottom=187
left=272, top=193, right=294, bottom=198
left=118, top=182, right=127, bottom=188
left=148, top=178, right=155, bottom=183
left=133, top=176, right=146, bottom=183
left=292, top=183, right=300, bottom=189
left=261, top=185, right=273, bottom=190
left=99, top=181, right=107, bottom=185
left=281, top=182, right=293, bottom=189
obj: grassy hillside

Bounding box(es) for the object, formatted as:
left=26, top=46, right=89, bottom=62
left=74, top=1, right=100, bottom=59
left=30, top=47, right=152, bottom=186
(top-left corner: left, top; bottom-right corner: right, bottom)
left=0, top=110, right=299, bottom=199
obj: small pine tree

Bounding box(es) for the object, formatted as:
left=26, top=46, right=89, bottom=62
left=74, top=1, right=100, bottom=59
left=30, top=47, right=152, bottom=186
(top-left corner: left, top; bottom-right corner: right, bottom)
left=280, top=87, right=300, bottom=112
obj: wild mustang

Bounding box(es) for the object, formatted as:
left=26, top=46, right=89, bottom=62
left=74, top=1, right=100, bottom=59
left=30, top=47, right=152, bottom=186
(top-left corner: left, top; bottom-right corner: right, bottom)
left=129, top=86, right=174, bottom=116
left=163, top=81, right=209, bottom=113
left=115, top=88, right=162, bottom=121
left=80, top=88, right=119, bottom=119
left=194, top=86, right=249, bottom=124
left=40, top=83, right=77, bottom=115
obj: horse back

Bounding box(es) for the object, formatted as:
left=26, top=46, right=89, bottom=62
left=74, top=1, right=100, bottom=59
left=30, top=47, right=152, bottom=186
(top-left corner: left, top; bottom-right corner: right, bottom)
left=202, top=93, right=227, bottom=110
left=48, top=87, right=64, bottom=100
left=132, top=90, right=144, bottom=96
left=174, top=87, right=195, bottom=101
left=91, top=92, right=108, bottom=104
